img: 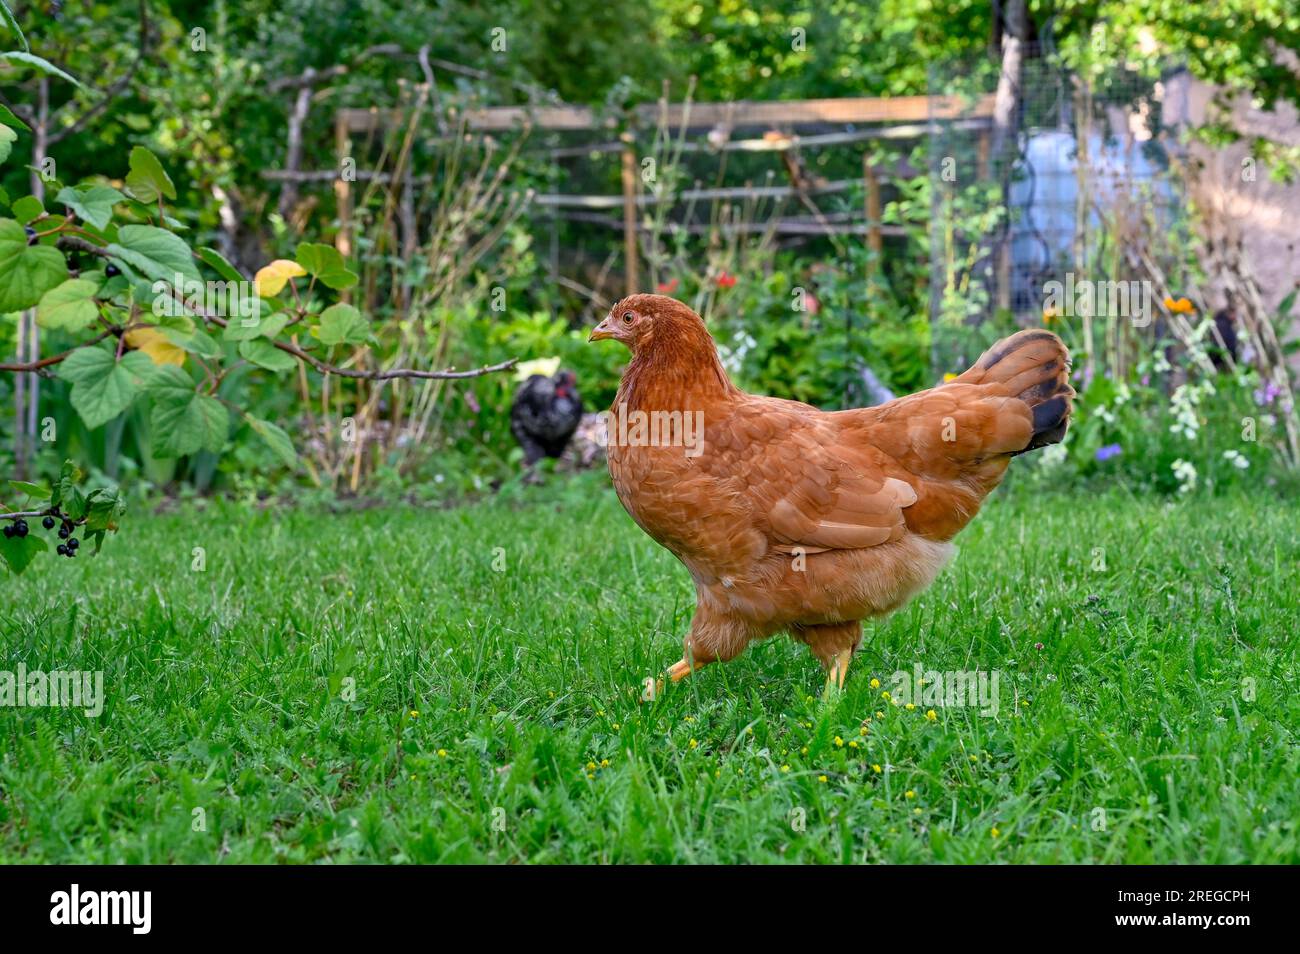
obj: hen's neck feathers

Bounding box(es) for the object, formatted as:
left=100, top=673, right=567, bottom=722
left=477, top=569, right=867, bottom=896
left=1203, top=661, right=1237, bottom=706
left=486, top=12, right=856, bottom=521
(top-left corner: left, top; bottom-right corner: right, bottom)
left=618, top=314, right=737, bottom=410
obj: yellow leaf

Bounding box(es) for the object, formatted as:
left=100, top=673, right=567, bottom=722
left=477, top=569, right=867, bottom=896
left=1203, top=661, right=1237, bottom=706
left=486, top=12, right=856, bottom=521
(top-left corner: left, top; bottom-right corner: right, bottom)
left=253, top=259, right=307, bottom=298
left=125, top=327, right=186, bottom=366
left=513, top=356, right=561, bottom=382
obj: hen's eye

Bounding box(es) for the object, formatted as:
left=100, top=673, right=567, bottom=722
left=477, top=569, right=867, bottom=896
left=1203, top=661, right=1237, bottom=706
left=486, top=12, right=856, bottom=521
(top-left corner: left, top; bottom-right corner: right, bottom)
left=622, top=312, right=634, bottom=324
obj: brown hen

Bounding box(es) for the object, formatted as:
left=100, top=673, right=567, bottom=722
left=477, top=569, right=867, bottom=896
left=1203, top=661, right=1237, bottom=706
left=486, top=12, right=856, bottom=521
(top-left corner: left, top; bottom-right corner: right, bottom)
left=589, top=294, right=1073, bottom=690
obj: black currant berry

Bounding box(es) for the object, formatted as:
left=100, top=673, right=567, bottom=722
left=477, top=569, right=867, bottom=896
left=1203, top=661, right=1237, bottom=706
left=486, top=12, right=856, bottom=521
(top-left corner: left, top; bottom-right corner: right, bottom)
left=56, top=544, right=67, bottom=555
left=24, top=226, right=37, bottom=246
left=2, top=524, right=13, bottom=539
left=58, top=525, right=70, bottom=539
left=67, top=537, right=79, bottom=550
left=14, top=520, right=28, bottom=537
left=105, top=264, right=121, bottom=277
left=42, top=516, right=55, bottom=529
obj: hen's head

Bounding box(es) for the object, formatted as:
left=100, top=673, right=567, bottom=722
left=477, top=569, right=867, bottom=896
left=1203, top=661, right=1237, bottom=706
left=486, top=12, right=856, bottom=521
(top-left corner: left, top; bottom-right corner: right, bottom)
left=588, top=294, right=713, bottom=356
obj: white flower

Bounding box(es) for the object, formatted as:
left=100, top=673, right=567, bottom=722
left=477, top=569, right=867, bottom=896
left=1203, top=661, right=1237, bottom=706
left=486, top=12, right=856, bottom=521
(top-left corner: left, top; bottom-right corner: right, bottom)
left=1038, top=442, right=1068, bottom=470
left=1223, top=450, right=1249, bottom=470
left=1171, top=458, right=1198, bottom=493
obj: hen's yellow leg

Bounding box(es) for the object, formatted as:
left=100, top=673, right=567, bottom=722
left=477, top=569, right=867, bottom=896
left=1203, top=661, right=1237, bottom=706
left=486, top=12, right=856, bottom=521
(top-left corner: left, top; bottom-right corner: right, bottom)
left=667, top=657, right=709, bottom=683
left=825, top=648, right=853, bottom=691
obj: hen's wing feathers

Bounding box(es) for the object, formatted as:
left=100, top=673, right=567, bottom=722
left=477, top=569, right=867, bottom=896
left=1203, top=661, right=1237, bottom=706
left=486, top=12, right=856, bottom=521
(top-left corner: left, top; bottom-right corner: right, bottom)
left=702, top=400, right=917, bottom=554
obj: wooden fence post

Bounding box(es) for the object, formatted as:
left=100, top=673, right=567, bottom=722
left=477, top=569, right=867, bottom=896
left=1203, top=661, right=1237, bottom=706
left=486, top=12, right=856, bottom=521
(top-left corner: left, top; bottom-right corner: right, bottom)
left=334, top=113, right=354, bottom=260
left=863, top=154, right=882, bottom=273
left=620, top=132, right=639, bottom=296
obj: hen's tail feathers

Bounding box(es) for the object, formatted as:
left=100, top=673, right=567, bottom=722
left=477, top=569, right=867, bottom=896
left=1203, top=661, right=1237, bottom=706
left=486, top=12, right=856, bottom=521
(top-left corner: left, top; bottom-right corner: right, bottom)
left=961, top=329, right=1075, bottom=455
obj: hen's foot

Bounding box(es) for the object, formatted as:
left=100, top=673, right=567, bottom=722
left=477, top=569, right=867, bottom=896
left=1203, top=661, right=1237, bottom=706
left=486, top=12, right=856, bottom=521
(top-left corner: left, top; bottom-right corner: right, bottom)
left=824, top=648, right=853, bottom=692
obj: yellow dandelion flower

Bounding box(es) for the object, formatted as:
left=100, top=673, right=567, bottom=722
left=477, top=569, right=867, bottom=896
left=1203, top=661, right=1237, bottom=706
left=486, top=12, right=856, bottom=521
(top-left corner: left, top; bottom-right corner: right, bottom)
left=905, top=702, right=916, bottom=711
left=688, top=738, right=698, bottom=749
left=881, top=691, right=891, bottom=702
left=834, top=736, right=844, bottom=747
left=905, top=790, right=915, bottom=799
left=437, top=749, right=448, bottom=758
left=871, top=763, right=882, bottom=773
left=925, top=709, right=937, bottom=721
left=849, top=740, right=859, bottom=749
left=586, top=761, right=597, bottom=772
left=991, top=827, right=1001, bottom=838
left=600, top=758, right=610, bottom=768
left=870, top=678, right=881, bottom=689
left=818, top=775, right=828, bottom=783
left=409, top=710, right=419, bottom=719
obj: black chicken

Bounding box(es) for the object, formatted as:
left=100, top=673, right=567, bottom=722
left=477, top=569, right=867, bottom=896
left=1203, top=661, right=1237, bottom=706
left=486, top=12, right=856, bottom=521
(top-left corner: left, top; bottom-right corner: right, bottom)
left=510, top=370, right=584, bottom=466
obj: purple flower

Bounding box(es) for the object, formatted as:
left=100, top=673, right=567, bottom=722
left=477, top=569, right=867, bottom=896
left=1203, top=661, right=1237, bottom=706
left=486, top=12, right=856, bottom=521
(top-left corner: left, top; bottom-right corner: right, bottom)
left=1254, top=381, right=1283, bottom=407
left=1095, top=443, right=1122, bottom=462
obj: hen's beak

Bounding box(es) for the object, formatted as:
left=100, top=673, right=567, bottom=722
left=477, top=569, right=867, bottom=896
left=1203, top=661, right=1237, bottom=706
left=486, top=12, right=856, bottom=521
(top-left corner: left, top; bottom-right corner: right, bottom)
left=588, top=316, right=614, bottom=342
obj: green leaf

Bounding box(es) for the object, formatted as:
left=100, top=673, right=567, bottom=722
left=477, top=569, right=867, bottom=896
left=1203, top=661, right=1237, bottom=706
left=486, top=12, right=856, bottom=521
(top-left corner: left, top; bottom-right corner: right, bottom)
left=49, top=460, right=82, bottom=512
left=0, top=0, right=29, bottom=52
left=196, top=246, right=245, bottom=283
left=0, top=52, right=81, bottom=88
left=8, top=479, right=49, bottom=500
left=0, top=103, right=30, bottom=131
left=124, top=146, right=175, bottom=204
left=248, top=416, right=298, bottom=468
left=83, top=491, right=125, bottom=533
left=57, top=347, right=153, bottom=428
left=107, top=224, right=201, bottom=286
left=238, top=338, right=298, bottom=372
left=0, top=532, right=46, bottom=575
left=147, top=364, right=229, bottom=457
left=0, top=124, right=15, bottom=165
left=223, top=311, right=288, bottom=342
left=162, top=326, right=222, bottom=359
left=314, top=303, right=369, bottom=346
left=37, top=278, right=99, bottom=331
left=55, top=185, right=123, bottom=231
left=295, top=242, right=358, bottom=290
left=0, top=217, right=68, bottom=311
left=10, top=194, right=43, bottom=223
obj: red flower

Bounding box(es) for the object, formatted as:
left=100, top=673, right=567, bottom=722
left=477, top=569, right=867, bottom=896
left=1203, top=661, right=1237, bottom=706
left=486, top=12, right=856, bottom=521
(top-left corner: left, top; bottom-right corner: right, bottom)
left=716, top=271, right=737, bottom=289
left=656, top=278, right=679, bottom=293
left=805, top=292, right=820, bottom=315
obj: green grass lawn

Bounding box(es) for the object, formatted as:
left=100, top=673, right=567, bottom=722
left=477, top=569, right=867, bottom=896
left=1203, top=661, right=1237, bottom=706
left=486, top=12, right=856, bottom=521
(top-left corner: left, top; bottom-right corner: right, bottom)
left=1, top=478, right=1297, bottom=863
